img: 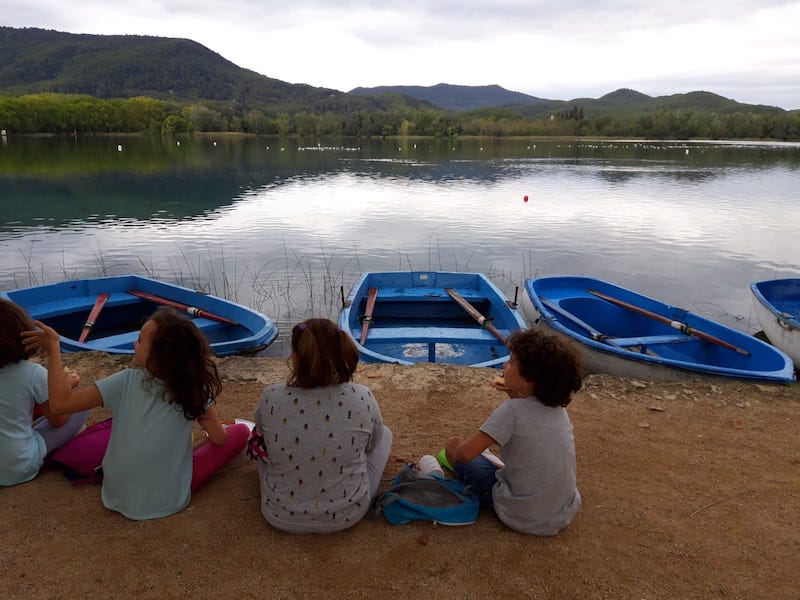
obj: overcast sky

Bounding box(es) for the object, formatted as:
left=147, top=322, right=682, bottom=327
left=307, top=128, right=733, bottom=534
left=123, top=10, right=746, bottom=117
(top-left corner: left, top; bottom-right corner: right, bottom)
left=3, top=1, right=799, bottom=109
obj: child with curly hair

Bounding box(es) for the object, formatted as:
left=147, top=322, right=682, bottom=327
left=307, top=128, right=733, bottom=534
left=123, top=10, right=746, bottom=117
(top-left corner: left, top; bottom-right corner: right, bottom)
left=443, top=328, right=583, bottom=535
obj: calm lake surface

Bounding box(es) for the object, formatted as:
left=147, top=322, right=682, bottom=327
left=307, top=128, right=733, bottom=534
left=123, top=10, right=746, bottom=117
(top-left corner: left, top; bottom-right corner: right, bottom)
left=2, top=135, right=799, bottom=356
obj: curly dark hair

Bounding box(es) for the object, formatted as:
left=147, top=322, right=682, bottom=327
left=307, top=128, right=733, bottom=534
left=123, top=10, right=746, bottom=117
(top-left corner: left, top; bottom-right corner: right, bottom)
left=0, top=298, right=35, bottom=367
left=506, top=328, right=583, bottom=407
left=144, top=307, right=221, bottom=420
left=288, top=318, right=359, bottom=389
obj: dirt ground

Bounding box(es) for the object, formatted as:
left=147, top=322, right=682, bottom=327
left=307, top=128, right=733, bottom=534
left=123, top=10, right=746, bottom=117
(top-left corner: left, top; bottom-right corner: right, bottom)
left=2, top=352, right=798, bottom=600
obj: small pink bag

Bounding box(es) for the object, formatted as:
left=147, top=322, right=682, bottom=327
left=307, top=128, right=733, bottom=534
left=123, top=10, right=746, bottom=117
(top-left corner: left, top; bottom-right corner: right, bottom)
left=48, top=418, right=112, bottom=485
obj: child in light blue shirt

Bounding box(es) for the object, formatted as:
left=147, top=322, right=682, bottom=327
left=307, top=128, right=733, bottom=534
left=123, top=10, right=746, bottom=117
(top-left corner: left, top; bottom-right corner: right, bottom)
left=0, top=299, right=87, bottom=487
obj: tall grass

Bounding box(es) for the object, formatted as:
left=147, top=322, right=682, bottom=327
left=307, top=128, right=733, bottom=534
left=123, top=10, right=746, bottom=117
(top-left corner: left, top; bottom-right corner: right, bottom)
left=8, top=239, right=532, bottom=327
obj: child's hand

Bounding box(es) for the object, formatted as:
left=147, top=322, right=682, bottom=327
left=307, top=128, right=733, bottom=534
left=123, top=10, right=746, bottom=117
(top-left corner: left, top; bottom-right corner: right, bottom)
left=490, top=375, right=507, bottom=392
left=64, top=367, right=80, bottom=390
left=21, top=321, right=60, bottom=357
left=444, top=436, right=463, bottom=467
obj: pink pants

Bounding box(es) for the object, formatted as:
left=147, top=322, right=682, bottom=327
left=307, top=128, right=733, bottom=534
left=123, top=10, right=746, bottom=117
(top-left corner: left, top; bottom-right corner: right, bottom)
left=190, top=423, right=250, bottom=492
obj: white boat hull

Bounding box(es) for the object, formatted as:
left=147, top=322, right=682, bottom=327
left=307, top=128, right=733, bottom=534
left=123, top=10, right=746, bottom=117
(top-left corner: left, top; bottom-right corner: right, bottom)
left=751, top=290, right=800, bottom=367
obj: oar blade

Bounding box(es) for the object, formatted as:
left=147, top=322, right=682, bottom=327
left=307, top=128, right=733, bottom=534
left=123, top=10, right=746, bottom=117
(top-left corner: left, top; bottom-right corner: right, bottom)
left=79, top=293, right=110, bottom=343
left=359, top=287, right=378, bottom=345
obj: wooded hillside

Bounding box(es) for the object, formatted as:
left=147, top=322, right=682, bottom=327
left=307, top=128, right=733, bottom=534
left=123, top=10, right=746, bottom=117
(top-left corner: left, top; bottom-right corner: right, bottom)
left=1, top=26, right=798, bottom=140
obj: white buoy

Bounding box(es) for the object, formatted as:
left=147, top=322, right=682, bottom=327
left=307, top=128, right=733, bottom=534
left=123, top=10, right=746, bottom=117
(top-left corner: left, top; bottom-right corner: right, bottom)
left=117, top=144, right=123, bottom=151
left=177, top=141, right=180, bottom=146
left=213, top=141, right=217, bottom=146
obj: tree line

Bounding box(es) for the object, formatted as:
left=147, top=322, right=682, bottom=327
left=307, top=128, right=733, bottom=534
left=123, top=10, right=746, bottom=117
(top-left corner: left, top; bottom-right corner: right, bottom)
left=2, top=93, right=799, bottom=141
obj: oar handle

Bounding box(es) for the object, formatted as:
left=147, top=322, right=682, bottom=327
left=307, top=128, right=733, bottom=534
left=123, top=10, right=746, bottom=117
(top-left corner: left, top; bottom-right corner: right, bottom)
left=445, top=288, right=507, bottom=344
left=127, top=290, right=238, bottom=326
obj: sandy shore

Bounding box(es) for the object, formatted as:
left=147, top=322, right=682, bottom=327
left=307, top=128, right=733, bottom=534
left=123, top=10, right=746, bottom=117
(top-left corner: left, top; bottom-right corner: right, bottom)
left=2, top=353, right=798, bottom=599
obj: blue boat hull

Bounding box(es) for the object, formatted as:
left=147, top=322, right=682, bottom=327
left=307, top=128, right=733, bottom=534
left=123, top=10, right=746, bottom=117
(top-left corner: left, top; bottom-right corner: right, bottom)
left=1, top=275, right=278, bottom=356
left=751, top=278, right=800, bottom=367
left=521, top=276, right=795, bottom=383
left=338, top=271, right=526, bottom=368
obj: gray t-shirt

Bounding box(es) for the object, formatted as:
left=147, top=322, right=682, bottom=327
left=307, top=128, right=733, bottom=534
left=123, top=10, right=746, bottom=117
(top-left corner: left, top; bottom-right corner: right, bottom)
left=254, top=382, right=383, bottom=533
left=481, top=396, right=581, bottom=535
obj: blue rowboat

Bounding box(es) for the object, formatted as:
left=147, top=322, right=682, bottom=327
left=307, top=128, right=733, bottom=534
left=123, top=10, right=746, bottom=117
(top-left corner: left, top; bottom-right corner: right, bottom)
left=1, top=275, right=277, bottom=356
left=338, top=271, right=526, bottom=368
left=520, top=276, right=795, bottom=383
left=750, top=278, right=800, bottom=368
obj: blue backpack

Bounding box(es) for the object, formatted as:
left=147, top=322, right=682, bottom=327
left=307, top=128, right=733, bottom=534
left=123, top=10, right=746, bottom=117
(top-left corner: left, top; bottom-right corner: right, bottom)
left=373, top=463, right=480, bottom=526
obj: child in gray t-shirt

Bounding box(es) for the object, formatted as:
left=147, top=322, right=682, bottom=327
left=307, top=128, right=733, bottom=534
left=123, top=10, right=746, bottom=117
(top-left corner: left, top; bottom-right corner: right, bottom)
left=443, top=329, right=583, bottom=535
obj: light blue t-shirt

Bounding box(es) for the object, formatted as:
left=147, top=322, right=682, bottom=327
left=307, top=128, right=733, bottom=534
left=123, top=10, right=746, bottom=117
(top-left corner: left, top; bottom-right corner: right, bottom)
left=0, top=361, right=49, bottom=486
left=96, top=368, right=194, bottom=520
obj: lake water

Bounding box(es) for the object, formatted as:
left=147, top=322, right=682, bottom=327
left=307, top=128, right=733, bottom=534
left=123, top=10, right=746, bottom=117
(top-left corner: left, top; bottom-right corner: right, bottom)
left=1, top=135, right=799, bottom=356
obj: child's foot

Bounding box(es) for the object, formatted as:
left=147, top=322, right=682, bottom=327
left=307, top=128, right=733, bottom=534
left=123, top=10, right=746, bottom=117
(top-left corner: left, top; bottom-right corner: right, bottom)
left=481, top=448, right=505, bottom=468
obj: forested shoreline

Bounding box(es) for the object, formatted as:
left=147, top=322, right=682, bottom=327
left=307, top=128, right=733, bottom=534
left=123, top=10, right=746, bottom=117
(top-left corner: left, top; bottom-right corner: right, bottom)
left=2, top=93, right=800, bottom=140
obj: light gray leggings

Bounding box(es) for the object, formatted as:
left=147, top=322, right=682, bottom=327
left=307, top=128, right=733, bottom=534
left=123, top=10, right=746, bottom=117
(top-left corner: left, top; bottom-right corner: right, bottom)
left=33, top=410, right=91, bottom=454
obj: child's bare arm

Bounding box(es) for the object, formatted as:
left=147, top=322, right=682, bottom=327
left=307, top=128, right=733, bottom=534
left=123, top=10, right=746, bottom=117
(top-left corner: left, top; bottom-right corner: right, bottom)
left=197, top=404, right=227, bottom=446
left=445, top=431, right=496, bottom=466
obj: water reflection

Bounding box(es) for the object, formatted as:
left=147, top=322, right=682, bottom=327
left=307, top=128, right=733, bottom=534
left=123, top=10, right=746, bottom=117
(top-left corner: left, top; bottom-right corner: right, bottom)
left=1, top=136, right=798, bottom=355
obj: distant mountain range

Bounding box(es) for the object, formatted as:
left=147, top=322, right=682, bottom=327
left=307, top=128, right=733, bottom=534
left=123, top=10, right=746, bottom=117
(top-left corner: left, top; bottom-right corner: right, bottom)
left=349, top=84, right=546, bottom=112
left=351, top=84, right=787, bottom=117
left=0, top=26, right=790, bottom=117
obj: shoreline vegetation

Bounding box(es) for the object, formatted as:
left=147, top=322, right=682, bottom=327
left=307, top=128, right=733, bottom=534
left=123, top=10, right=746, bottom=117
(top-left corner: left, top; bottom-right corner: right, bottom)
left=5, top=351, right=798, bottom=599
left=2, top=93, right=799, bottom=140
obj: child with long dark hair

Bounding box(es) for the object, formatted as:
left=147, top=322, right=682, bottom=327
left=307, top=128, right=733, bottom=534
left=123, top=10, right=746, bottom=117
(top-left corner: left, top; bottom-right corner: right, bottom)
left=252, top=318, right=393, bottom=533
left=22, top=306, right=249, bottom=519
left=443, top=328, right=583, bottom=535
left=1, top=299, right=88, bottom=486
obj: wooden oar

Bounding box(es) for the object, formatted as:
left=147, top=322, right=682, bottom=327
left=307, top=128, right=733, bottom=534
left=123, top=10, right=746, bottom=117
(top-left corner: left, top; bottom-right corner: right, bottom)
left=588, top=289, right=750, bottom=355
left=79, top=293, right=110, bottom=342
left=359, top=287, right=378, bottom=344
left=127, top=290, right=238, bottom=326
left=445, top=288, right=507, bottom=344
left=539, top=297, right=622, bottom=348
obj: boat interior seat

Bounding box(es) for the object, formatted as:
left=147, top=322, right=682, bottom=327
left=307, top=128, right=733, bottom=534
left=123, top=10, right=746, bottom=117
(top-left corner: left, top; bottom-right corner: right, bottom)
left=613, top=333, right=694, bottom=347
left=27, top=293, right=138, bottom=319
left=363, top=326, right=501, bottom=344
left=374, top=288, right=486, bottom=303
left=83, top=331, right=140, bottom=350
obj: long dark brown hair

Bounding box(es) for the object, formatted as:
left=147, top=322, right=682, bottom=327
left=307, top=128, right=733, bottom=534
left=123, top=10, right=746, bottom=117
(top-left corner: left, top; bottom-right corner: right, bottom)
left=144, top=307, right=221, bottom=420
left=507, top=328, right=583, bottom=407
left=288, top=318, right=359, bottom=389
left=0, top=298, right=35, bottom=367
